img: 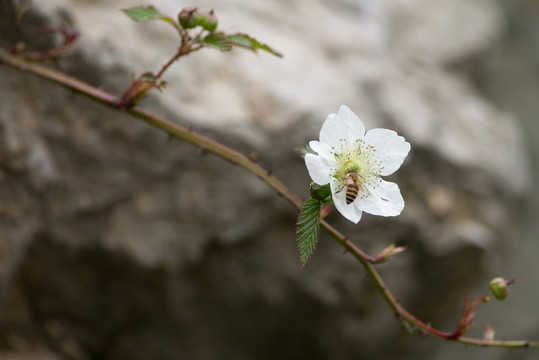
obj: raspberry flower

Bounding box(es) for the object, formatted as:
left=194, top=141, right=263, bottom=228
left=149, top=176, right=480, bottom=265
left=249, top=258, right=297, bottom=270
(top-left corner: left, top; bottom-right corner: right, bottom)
left=305, top=105, right=411, bottom=223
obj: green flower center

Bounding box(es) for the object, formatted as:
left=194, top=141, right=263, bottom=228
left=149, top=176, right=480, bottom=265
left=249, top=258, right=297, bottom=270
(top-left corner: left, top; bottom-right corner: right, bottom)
left=331, top=138, right=383, bottom=198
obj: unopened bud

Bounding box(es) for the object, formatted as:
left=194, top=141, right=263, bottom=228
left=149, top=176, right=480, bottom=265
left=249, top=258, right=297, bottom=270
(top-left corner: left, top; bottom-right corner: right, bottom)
left=178, top=7, right=198, bottom=29
left=489, top=277, right=513, bottom=300
left=197, top=10, right=218, bottom=32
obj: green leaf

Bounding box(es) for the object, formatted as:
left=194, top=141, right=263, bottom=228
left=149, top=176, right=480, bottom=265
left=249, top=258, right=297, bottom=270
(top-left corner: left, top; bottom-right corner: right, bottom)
left=123, top=6, right=163, bottom=21
left=296, top=199, right=322, bottom=268
left=202, top=32, right=232, bottom=52
left=226, top=33, right=282, bottom=57
left=122, top=6, right=177, bottom=29
left=310, top=183, right=332, bottom=205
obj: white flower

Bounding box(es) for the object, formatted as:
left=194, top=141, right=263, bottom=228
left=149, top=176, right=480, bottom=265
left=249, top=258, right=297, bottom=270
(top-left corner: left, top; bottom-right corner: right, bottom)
left=305, top=105, right=411, bottom=223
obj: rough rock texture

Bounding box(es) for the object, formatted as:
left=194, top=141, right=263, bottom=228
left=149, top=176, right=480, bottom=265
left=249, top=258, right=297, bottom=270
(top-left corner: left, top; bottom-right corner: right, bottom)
left=0, top=0, right=537, bottom=359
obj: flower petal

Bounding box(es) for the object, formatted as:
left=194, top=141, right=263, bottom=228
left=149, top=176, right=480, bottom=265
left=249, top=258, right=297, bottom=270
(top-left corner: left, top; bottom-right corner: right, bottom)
left=308, top=140, right=333, bottom=161
left=330, top=179, right=363, bottom=223
left=364, top=128, right=411, bottom=176
left=305, top=154, right=331, bottom=185
left=355, top=180, right=405, bottom=217
left=320, top=105, right=365, bottom=146
left=305, top=140, right=336, bottom=184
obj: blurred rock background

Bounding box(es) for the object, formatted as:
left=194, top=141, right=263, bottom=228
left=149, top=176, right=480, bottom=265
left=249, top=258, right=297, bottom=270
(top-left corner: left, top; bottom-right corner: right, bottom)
left=0, top=0, right=538, bottom=359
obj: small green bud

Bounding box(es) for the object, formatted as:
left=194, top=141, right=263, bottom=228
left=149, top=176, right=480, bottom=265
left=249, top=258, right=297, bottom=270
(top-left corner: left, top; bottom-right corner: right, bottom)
left=489, top=277, right=512, bottom=300
left=178, top=7, right=198, bottom=29
left=198, top=10, right=218, bottom=32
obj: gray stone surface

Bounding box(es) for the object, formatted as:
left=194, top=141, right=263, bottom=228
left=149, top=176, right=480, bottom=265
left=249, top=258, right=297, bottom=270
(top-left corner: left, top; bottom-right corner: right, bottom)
left=0, top=0, right=537, bottom=359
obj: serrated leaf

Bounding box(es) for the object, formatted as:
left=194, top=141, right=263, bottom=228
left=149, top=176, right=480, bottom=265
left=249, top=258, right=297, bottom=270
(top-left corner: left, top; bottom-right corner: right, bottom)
left=122, top=6, right=178, bottom=29
left=227, top=33, right=282, bottom=57
left=296, top=199, right=322, bottom=268
left=123, top=6, right=163, bottom=21
left=202, top=32, right=232, bottom=52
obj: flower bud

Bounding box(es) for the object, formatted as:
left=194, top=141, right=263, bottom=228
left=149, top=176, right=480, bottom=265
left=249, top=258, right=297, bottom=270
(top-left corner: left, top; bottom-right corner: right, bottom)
left=489, top=277, right=512, bottom=300
left=197, top=10, right=218, bottom=32
left=178, top=7, right=198, bottom=29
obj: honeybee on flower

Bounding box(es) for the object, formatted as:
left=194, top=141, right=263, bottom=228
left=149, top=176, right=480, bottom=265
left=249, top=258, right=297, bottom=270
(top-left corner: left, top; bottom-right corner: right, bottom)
left=305, top=105, right=410, bottom=223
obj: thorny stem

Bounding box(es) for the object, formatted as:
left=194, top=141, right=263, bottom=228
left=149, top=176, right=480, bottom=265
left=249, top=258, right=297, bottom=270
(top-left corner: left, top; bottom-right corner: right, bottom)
left=1, top=48, right=537, bottom=349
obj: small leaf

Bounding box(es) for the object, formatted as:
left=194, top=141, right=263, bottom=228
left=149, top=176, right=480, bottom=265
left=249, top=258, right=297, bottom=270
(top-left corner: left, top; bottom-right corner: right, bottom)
left=116, top=72, right=165, bottom=109
left=123, top=6, right=163, bottom=21
left=227, top=33, right=282, bottom=57
left=202, top=32, right=232, bottom=52
left=122, top=6, right=177, bottom=29
left=296, top=199, right=322, bottom=268
left=376, top=243, right=407, bottom=262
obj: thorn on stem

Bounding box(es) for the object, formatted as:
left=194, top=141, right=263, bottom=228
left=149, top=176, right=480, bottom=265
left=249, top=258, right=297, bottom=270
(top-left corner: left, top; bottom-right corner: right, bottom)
left=197, top=146, right=207, bottom=155
left=248, top=151, right=260, bottom=163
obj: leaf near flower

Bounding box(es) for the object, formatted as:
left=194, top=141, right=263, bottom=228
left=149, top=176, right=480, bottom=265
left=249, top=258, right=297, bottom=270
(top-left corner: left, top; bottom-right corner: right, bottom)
left=310, top=183, right=332, bottom=205
left=296, top=199, right=322, bottom=268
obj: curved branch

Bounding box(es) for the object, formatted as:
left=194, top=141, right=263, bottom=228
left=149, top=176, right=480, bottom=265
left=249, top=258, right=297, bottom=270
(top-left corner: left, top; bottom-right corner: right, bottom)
left=1, top=48, right=537, bottom=349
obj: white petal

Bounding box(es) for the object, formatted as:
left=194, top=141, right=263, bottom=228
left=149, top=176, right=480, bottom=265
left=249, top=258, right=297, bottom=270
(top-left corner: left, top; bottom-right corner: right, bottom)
left=320, top=105, right=366, bottom=146
left=355, top=180, right=405, bottom=217
left=305, top=140, right=336, bottom=183
left=364, top=128, right=411, bottom=176
left=305, top=154, right=331, bottom=185
left=330, top=179, right=363, bottom=223
left=308, top=140, right=333, bottom=161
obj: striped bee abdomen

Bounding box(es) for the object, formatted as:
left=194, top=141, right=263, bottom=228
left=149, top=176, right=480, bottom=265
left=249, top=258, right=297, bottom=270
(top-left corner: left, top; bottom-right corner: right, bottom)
left=343, top=170, right=361, bottom=204
left=345, top=183, right=359, bottom=204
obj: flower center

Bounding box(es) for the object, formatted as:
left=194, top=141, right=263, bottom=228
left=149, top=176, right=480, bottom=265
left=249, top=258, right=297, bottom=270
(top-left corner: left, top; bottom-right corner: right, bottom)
left=331, top=138, right=383, bottom=198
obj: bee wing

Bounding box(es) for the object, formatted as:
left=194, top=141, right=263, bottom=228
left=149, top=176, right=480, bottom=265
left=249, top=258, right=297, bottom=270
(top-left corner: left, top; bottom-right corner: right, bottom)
left=334, top=183, right=345, bottom=194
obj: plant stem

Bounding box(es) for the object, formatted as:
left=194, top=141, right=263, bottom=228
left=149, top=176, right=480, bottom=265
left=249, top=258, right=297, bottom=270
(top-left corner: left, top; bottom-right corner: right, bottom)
left=154, top=32, right=203, bottom=80
left=1, top=48, right=537, bottom=349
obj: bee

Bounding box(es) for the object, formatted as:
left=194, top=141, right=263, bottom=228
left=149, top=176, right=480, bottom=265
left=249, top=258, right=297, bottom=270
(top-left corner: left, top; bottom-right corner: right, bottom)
left=336, top=170, right=364, bottom=204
